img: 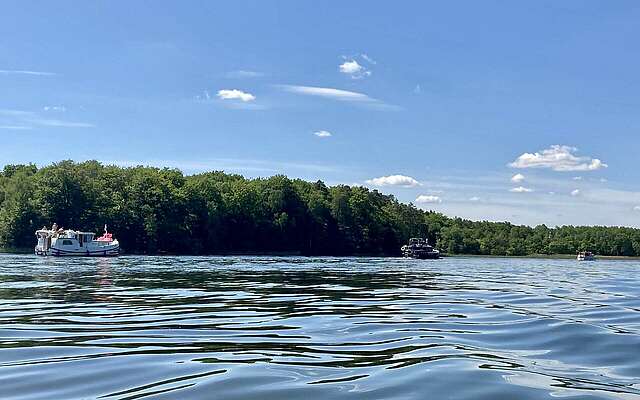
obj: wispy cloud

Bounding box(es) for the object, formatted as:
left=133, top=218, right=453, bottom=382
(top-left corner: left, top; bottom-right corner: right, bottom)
left=277, top=85, right=399, bottom=110
left=0, top=125, right=32, bottom=130
left=509, top=145, right=608, bottom=172
left=0, top=109, right=34, bottom=117
left=313, top=130, right=332, bottom=138
left=0, top=69, right=57, bottom=76
left=0, top=108, right=94, bottom=129
left=226, top=70, right=265, bottom=79
left=35, top=119, right=95, bottom=128
left=220, top=102, right=268, bottom=110
left=194, top=90, right=212, bottom=101
left=43, top=106, right=67, bottom=112
left=217, top=89, right=256, bottom=102
left=366, top=175, right=421, bottom=188
left=279, top=85, right=370, bottom=101
left=571, top=189, right=581, bottom=197
left=360, top=53, right=377, bottom=65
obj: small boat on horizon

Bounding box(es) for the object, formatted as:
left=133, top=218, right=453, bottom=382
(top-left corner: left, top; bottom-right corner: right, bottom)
left=401, top=238, right=441, bottom=259
left=577, top=251, right=596, bottom=261
left=35, top=224, right=120, bottom=257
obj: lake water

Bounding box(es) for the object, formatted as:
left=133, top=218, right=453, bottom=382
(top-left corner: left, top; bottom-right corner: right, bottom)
left=1, top=255, right=639, bottom=400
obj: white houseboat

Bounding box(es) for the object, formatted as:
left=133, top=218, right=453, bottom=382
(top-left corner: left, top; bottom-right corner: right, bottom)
left=35, top=224, right=120, bottom=257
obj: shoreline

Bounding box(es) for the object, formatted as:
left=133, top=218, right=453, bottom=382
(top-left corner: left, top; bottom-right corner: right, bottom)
left=2, top=248, right=639, bottom=261
left=449, top=254, right=640, bottom=261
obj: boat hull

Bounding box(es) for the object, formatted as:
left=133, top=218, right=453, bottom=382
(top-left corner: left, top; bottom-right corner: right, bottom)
left=401, top=238, right=441, bottom=260
left=35, top=246, right=120, bottom=257
left=403, top=250, right=440, bottom=259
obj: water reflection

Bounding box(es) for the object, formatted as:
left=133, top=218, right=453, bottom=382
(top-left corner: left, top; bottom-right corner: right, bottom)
left=0, top=255, right=639, bottom=399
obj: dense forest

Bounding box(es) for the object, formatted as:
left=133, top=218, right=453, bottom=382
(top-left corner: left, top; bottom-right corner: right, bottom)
left=1, top=160, right=640, bottom=256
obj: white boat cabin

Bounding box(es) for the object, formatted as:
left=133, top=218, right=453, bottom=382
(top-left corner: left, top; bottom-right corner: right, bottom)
left=35, top=226, right=120, bottom=257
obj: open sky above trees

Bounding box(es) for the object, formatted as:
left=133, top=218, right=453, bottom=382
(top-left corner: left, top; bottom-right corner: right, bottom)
left=2, top=2, right=640, bottom=227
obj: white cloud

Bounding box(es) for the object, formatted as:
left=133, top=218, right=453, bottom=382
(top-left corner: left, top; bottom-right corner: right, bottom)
left=313, top=130, right=332, bottom=138
left=573, top=176, right=583, bottom=180
left=509, top=145, right=608, bottom=172
left=217, top=89, right=256, bottom=102
left=511, top=173, right=525, bottom=183
left=0, top=69, right=56, bottom=76
left=226, top=70, right=265, bottom=79
left=571, top=189, right=581, bottom=197
left=510, top=186, right=533, bottom=193
left=339, top=60, right=371, bottom=79
left=339, top=60, right=363, bottom=74
left=634, top=206, right=640, bottom=212
left=415, top=195, right=442, bottom=204
left=469, top=196, right=481, bottom=202
left=366, top=174, right=421, bottom=188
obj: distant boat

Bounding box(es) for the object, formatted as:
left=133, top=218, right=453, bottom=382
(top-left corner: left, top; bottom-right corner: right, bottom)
left=577, top=251, right=596, bottom=261
left=35, top=224, right=120, bottom=257
left=401, top=238, right=440, bottom=259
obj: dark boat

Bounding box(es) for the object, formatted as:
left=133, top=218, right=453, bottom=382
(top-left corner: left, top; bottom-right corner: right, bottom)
left=401, top=238, right=440, bottom=259
left=577, top=251, right=596, bottom=261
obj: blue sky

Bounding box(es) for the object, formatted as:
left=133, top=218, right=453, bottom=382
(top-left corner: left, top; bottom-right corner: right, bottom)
left=2, top=1, right=640, bottom=226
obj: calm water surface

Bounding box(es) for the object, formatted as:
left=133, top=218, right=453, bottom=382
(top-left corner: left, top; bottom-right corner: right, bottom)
left=1, top=255, right=639, bottom=399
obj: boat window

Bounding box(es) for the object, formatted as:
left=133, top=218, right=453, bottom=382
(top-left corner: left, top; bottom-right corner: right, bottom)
left=62, top=240, right=73, bottom=246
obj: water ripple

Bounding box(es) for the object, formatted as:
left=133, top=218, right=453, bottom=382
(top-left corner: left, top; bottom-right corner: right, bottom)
left=1, top=255, right=639, bottom=399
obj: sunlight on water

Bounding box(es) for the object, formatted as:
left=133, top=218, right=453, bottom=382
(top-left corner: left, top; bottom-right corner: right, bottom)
left=0, top=255, right=639, bottom=399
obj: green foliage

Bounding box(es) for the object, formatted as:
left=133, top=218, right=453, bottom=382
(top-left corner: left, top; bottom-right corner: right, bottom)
left=2, top=160, right=640, bottom=256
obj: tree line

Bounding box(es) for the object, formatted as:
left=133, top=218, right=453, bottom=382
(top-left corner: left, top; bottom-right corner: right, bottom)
left=1, top=160, right=640, bottom=256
